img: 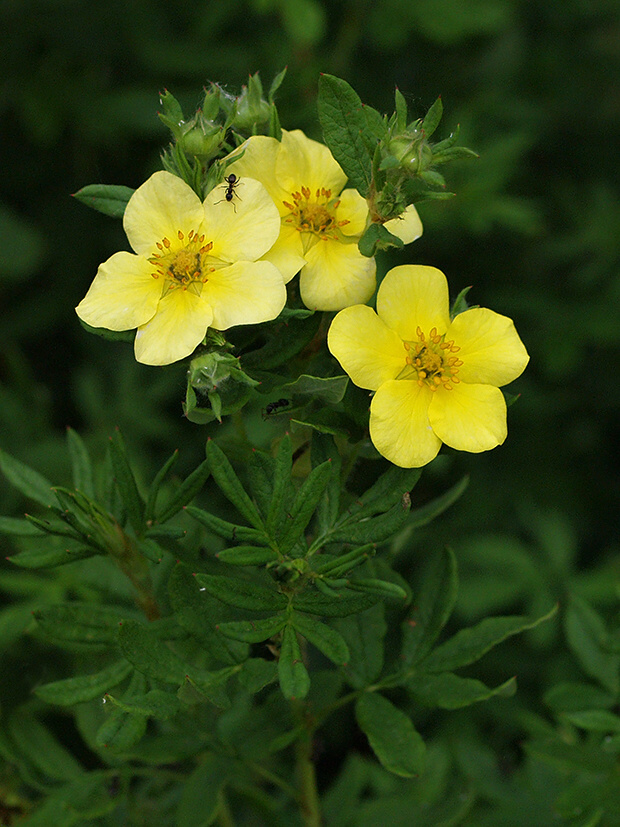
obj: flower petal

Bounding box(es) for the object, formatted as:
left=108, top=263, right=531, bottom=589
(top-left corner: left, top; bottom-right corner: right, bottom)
left=336, top=188, right=369, bottom=237
left=226, top=136, right=288, bottom=209
left=261, top=223, right=306, bottom=283
left=384, top=204, right=423, bottom=244
left=204, top=178, right=281, bottom=262
left=328, top=305, right=406, bottom=391
left=376, top=265, right=451, bottom=341
left=75, top=251, right=160, bottom=331
left=429, top=383, right=507, bottom=453
left=448, top=307, right=530, bottom=387
left=124, top=171, right=205, bottom=256
left=370, top=380, right=441, bottom=468
left=134, top=289, right=213, bottom=366
left=300, top=239, right=376, bottom=311
left=276, top=130, right=346, bottom=196
left=204, top=261, right=286, bottom=330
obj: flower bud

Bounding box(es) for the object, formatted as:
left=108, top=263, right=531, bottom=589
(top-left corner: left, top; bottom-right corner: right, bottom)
left=185, top=349, right=259, bottom=424
left=231, top=73, right=271, bottom=131
left=179, top=114, right=225, bottom=161
left=388, top=131, right=433, bottom=173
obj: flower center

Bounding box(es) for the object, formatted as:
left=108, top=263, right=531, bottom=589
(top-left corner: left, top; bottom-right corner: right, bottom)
left=400, top=326, right=463, bottom=391
left=282, top=186, right=349, bottom=243
left=148, top=230, right=217, bottom=297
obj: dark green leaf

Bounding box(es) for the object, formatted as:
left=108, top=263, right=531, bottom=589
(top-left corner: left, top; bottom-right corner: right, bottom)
left=278, top=459, right=333, bottom=553
left=565, top=596, right=620, bottom=695
left=185, top=505, right=267, bottom=544
left=358, top=222, right=404, bottom=257
left=292, top=612, right=350, bottom=665
left=328, top=501, right=410, bottom=545
left=408, top=672, right=516, bottom=709
left=395, top=88, right=408, bottom=132
left=406, top=475, right=469, bottom=529
left=34, top=603, right=125, bottom=647
left=7, top=544, right=97, bottom=568
left=105, top=688, right=181, bottom=720
left=144, top=450, right=179, bottom=525
left=96, top=706, right=147, bottom=752
left=311, top=433, right=342, bottom=535
left=238, top=658, right=278, bottom=693
left=194, top=573, right=287, bottom=612
left=34, top=659, right=133, bottom=706
left=268, top=67, right=288, bottom=102
left=216, top=546, right=279, bottom=565
left=333, top=604, right=386, bottom=689
left=118, top=619, right=188, bottom=684
left=0, top=515, right=45, bottom=536
left=109, top=429, right=144, bottom=534
left=157, top=459, right=211, bottom=524
left=282, top=374, right=349, bottom=404
left=8, top=709, right=84, bottom=782
left=423, top=606, right=558, bottom=673
left=318, top=74, right=372, bottom=196
left=66, top=427, right=95, bottom=499
left=266, top=435, right=294, bottom=535
left=346, top=578, right=408, bottom=601
left=401, top=546, right=459, bottom=666
left=0, top=449, right=54, bottom=506
left=177, top=753, right=234, bottom=827
left=354, top=465, right=423, bottom=518
left=73, top=184, right=134, bottom=218
left=562, top=709, right=620, bottom=733
left=278, top=624, right=310, bottom=700
left=355, top=693, right=425, bottom=777
left=217, top=615, right=287, bottom=643
left=293, top=589, right=378, bottom=618
left=206, top=439, right=264, bottom=529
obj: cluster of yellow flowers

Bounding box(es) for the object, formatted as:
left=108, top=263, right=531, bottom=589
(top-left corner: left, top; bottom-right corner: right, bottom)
left=76, top=130, right=528, bottom=467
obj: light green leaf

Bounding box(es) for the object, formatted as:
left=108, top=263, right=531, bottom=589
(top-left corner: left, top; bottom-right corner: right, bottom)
left=355, top=693, right=425, bottom=777
left=292, top=612, right=350, bottom=666
left=73, top=184, right=134, bottom=218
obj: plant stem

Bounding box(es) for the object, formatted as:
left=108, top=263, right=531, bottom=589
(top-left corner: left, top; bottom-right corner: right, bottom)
left=217, top=788, right=236, bottom=827
left=295, top=729, right=322, bottom=827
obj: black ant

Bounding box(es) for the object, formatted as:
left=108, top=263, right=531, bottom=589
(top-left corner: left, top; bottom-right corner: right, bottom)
left=262, top=398, right=290, bottom=419
left=215, top=173, right=242, bottom=211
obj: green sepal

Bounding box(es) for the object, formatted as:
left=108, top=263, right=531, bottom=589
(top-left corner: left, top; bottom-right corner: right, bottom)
left=184, top=505, right=267, bottom=545
left=34, top=659, right=133, bottom=706
left=293, top=589, right=378, bottom=618
left=194, top=573, right=287, bottom=612
left=268, top=67, right=288, bottom=103
left=355, top=692, right=426, bottom=777
left=433, top=146, right=479, bottom=164
left=278, top=459, right=333, bottom=554
left=217, top=614, right=287, bottom=643
left=105, top=688, right=181, bottom=720
left=278, top=624, right=310, bottom=700
left=358, top=222, right=405, bottom=257
left=394, top=88, right=408, bottom=132
left=109, top=428, right=145, bottom=534
left=318, top=74, right=372, bottom=197
left=401, top=546, right=459, bottom=667
left=216, top=546, right=279, bottom=566
left=206, top=439, right=264, bottom=530
left=450, top=286, right=473, bottom=319
left=421, top=96, right=443, bottom=139
left=155, top=458, right=211, bottom=524
left=407, top=672, right=517, bottom=709
left=423, top=606, right=558, bottom=673
left=72, top=184, right=135, bottom=218
left=34, top=602, right=126, bottom=648
left=291, top=612, right=350, bottom=666
left=281, top=374, right=349, bottom=405
left=66, top=427, right=95, bottom=499
left=0, top=448, right=55, bottom=507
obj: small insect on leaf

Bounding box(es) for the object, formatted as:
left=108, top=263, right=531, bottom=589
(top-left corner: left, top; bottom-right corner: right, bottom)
left=262, top=398, right=290, bottom=419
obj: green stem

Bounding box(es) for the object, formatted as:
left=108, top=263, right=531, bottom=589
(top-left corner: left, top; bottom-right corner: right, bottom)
left=295, top=732, right=322, bottom=827
left=247, top=761, right=299, bottom=802
left=217, top=789, right=236, bottom=827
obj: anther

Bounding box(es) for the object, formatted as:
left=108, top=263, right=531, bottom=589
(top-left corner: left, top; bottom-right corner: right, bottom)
left=178, top=230, right=184, bottom=240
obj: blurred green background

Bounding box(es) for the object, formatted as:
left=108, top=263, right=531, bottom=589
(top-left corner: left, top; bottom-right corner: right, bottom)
left=1, top=0, right=619, bottom=820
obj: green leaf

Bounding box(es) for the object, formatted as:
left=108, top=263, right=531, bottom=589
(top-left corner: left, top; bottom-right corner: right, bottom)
left=565, top=596, right=620, bottom=695
left=328, top=500, right=411, bottom=545
left=358, top=222, right=404, bottom=257
left=0, top=449, right=54, bottom=506
left=545, top=681, right=616, bottom=714
left=109, top=429, right=145, bottom=534
left=34, top=603, right=125, bottom=647
left=206, top=439, right=264, bottom=529
left=105, top=688, right=181, bottom=720
left=34, top=659, right=133, bottom=706
left=314, top=543, right=376, bottom=577
left=293, top=589, right=378, bottom=618
left=73, top=184, right=135, bottom=218
left=311, top=433, right=342, bottom=535
left=194, top=573, right=287, bottom=612
left=407, top=475, right=469, bottom=529
left=8, top=709, right=84, bottom=781
left=278, top=459, right=333, bottom=553
left=266, top=434, right=293, bottom=535
left=346, top=578, right=408, bottom=601
left=408, top=672, right=516, bottom=709
left=7, top=544, right=97, bottom=568
left=282, top=374, right=349, bottom=404
left=355, top=693, right=425, bottom=777
left=185, top=505, right=267, bottom=544
left=421, top=96, right=443, bottom=138
left=238, top=658, right=278, bottom=693
left=66, top=427, right=95, bottom=499
left=423, top=606, right=558, bottom=673
left=333, top=604, right=386, bottom=689
left=216, top=546, right=279, bottom=565
left=354, top=465, right=423, bottom=518
left=118, top=619, right=188, bottom=684
left=217, top=615, right=287, bottom=643
left=156, top=458, right=210, bottom=524
left=278, top=624, right=310, bottom=700
left=401, top=546, right=459, bottom=666
left=96, top=706, right=147, bottom=752
left=0, top=515, right=45, bottom=536
left=318, top=74, right=372, bottom=196
left=292, top=612, right=350, bottom=665
left=144, top=450, right=179, bottom=525
left=177, top=753, right=234, bottom=827
left=562, top=709, right=620, bottom=733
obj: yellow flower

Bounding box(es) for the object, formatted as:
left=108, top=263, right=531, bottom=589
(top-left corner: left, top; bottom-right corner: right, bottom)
left=76, top=171, right=286, bottom=366
left=227, top=130, right=423, bottom=311
left=327, top=265, right=529, bottom=468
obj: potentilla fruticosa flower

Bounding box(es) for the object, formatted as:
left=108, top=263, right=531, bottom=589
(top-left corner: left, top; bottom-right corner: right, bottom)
left=226, top=130, right=423, bottom=311
left=76, top=171, right=286, bottom=366
left=328, top=265, right=529, bottom=468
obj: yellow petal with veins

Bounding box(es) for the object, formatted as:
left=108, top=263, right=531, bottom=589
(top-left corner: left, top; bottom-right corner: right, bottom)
left=301, top=239, right=376, bottom=311
left=204, top=260, right=286, bottom=331
left=385, top=204, right=423, bottom=244
left=134, top=289, right=213, bottom=366
left=429, top=382, right=507, bottom=452
left=377, top=265, right=450, bottom=341
left=370, top=380, right=441, bottom=468
left=276, top=130, right=347, bottom=196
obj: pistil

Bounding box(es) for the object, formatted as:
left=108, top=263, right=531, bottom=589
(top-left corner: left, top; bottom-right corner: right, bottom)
left=401, top=326, right=463, bottom=390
